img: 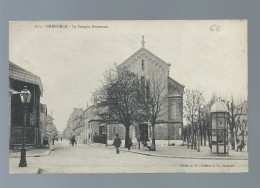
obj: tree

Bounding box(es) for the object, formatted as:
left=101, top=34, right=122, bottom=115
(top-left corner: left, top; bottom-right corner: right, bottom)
left=183, top=124, right=192, bottom=148
left=201, top=93, right=218, bottom=147
left=136, top=70, right=168, bottom=151
left=236, top=100, right=248, bottom=144
left=95, top=65, right=140, bottom=148
left=226, top=98, right=243, bottom=150
left=183, top=88, right=205, bottom=150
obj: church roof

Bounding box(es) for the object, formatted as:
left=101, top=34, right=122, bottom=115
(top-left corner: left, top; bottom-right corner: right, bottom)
left=9, top=61, right=43, bottom=94
left=120, top=47, right=171, bottom=68
left=168, top=76, right=185, bottom=88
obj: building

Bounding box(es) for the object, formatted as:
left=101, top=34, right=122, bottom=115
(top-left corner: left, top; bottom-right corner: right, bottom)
left=45, top=114, right=56, bottom=144
left=66, top=108, right=84, bottom=142
left=114, top=37, right=185, bottom=145
left=9, top=62, right=43, bottom=149
left=64, top=106, right=105, bottom=144
left=39, top=103, right=48, bottom=145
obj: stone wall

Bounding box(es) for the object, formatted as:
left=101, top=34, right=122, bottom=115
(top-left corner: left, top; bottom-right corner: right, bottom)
left=168, top=97, right=183, bottom=123
left=108, top=124, right=126, bottom=140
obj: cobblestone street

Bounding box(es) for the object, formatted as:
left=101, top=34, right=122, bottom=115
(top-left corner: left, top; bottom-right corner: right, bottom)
left=9, top=139, right=248, bottom=174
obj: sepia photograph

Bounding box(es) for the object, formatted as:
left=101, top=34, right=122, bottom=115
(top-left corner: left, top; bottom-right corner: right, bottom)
left=8, top=20, right=248, bottom=174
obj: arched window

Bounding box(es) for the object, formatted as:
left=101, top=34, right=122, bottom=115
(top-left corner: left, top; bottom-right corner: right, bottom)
left=141, top=77, right=145, bottom=92
left=142, top=59, right=144, bottom=70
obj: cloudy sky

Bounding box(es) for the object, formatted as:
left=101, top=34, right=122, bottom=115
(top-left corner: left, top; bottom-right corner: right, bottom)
left=9, top=20, right=247, bottom=131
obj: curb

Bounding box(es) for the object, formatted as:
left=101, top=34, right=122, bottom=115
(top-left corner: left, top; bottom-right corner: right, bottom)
left=9, top=149, right=52, bottom=158
left=89, top=143, right=247, bottom=160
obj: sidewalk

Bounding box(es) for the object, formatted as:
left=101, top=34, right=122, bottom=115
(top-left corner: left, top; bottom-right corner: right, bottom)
left=90, top=143, right=248, bottom=160
left=9, top=146, right=55, bottom=174
left=9, top=146, right=53, bottom=158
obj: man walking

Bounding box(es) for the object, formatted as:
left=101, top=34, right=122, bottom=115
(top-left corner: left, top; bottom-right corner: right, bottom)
left=71, top=135, right=76, bottom=146
left=113, top=134, right=121, bottom=154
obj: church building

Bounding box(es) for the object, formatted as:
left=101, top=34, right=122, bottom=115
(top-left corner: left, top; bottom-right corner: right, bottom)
left=113, top=36, right=185, bottom=145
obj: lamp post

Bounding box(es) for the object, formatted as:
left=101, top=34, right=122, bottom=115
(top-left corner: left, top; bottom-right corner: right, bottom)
left=19, top=86, right=32, bottom=167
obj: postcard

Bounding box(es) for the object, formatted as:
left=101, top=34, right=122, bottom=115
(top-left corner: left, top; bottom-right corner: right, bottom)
left=9, top=20, right=248, bottom=173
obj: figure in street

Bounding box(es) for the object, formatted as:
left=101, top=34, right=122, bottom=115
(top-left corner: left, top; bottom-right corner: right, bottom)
left=71, top=135, right=76, bottom=146
left=113, top=134, right=121, bottom=154
left=128, top=139, right=133, bottom=151
left=52, top=137, right=55, bottom=145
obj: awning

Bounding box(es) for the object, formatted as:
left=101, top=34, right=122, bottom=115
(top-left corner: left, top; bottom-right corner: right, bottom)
left=9, top=62, right=43, bottom=94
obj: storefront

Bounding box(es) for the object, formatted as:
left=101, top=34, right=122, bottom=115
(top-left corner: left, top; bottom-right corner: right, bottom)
left=9, top=62, right=43, bottom=149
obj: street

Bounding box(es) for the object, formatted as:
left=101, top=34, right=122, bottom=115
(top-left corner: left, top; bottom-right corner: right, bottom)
left=9, top=139, right=248, bottom=174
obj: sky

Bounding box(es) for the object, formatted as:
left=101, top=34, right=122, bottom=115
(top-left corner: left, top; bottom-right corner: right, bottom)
left=9, top=20, right=248, bottom=132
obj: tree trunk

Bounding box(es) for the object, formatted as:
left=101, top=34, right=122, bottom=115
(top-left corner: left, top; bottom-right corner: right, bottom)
left=207, top=129, right=211, bottom=147
left=151, top=124, right=156, bottom=151
left=204, top=134, right=206, bottom=146
left=197, top=132, right=200, bottom=152
left=200, top=131, right=203, bottom=145
left=230, top=128, right=235, bottom=150
left=235, top=128, right=239, bottom=144
left=191, top=123, right=194, bottom=149
left=187, top=135, right=190, bottom=148
left=194, top=133, right=197, bottom=150
left=125, top=125, right=130, bottom=148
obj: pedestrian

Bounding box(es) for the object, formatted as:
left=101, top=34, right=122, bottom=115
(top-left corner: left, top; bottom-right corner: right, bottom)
left=113, top=134, right=121, bottom=154
left=128, top=139, right=133, bottom=151
left=52, top=137, right=55, bottom=145
left=71, top=135, right=76, bottom=146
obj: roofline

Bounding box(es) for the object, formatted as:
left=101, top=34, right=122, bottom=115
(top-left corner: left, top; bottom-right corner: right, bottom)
left=9, top=61, right=43, bottom=94
left=168, top=76, right=185, bottom=88
left=9, top=61, right=40, bottom=78
left=119, top=47, right=171, bottom=68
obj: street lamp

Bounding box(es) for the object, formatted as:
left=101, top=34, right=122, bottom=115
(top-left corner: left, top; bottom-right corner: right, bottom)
left=19, top=86, right=32, bottom=167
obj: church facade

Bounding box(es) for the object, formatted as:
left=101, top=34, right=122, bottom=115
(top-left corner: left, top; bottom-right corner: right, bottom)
left=115, top=37, right=185, bottom=144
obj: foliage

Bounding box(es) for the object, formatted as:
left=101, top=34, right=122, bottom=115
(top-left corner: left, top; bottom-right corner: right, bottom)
left=94, top=65, right=141, bottom=147
left=183, top=88, right=205, bottom=149
left=135, top=69, right=168, bottom=150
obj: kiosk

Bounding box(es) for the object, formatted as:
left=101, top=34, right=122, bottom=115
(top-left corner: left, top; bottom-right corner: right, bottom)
left=210, top=100, right=229, bottom=154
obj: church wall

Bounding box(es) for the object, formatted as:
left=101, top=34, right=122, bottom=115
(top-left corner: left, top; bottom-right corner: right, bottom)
left=121, top=49, right=170, bottom=122
left=114, top=47, right=185, bottom=142
left=168, top=123, right=183, bottom=140
left=154, top=123, right=168, bottom=140
left=153, top=123, right=183, bottom=140
left=168, top=97, right=183, bottom=123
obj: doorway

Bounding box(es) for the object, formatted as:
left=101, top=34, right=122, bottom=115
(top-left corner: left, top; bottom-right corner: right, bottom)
left=139, top=124, right=149, bottom=142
